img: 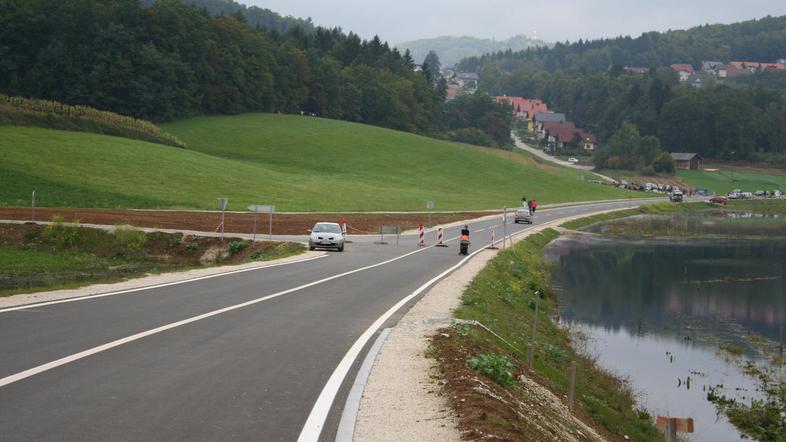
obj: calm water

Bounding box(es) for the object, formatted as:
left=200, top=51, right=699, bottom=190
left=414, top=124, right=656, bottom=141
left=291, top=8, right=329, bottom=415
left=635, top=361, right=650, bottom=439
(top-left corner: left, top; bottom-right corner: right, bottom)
left=545, top=213, right=786, bottom=441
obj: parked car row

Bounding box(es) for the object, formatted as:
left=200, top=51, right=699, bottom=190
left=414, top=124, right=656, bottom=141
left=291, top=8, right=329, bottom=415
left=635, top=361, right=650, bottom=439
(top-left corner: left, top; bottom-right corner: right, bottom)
left=726, top=189, right=782, bottom=200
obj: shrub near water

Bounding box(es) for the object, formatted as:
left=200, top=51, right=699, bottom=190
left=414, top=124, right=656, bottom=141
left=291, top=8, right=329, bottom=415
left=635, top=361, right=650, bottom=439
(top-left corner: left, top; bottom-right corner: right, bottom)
left=112, top=226, right=147, bottom=256
left=42, top=216, right=81, bottom=249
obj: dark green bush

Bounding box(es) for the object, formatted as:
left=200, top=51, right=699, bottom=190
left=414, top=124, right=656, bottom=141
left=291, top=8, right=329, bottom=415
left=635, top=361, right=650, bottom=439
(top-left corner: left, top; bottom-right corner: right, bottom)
left=467, top=353, right=516, bottom=387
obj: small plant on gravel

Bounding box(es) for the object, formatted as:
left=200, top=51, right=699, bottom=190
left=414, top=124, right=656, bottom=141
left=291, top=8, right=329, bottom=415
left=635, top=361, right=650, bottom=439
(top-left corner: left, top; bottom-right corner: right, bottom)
left=186, top=242, right=199, bottom=252
left=42, top=216, right=80, bottom=249
left=228, top=240, right=248, bottom=255
left=169, top=234, right=182, bottom=249
left=113, top=225, right=147, bottom=256
left=248, top=251, right=264, bottom=260
left=467, top=353, right=516, bottom=387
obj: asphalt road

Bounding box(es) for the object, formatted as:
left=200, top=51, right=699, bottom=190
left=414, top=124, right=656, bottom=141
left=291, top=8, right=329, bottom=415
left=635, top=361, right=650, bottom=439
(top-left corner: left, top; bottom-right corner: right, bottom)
left=0, top=199, right=663, bottom=441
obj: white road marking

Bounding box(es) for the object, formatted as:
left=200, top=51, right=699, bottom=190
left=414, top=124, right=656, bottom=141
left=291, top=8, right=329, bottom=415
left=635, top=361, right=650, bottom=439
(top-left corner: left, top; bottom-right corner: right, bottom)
left=297, top=238, right=491, bottom=442
left=0, top=236, right=461, bottom=389
left=0, top=255, right=328, bottom=314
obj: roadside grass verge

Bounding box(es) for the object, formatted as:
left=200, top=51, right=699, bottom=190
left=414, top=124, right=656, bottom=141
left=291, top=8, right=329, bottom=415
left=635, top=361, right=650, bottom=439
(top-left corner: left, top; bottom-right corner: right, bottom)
left=0, top=94, right=185, bottom=147
left=431, top=230, right=660, bottom=440
left=0, top=221, right=305, bottom=297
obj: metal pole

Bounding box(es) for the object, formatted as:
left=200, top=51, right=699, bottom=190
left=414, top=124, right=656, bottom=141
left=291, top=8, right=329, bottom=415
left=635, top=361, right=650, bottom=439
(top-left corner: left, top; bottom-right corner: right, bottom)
left=502, top=207, right=508, bottom=249
left=252, top=210, right=257, bottom=243
left=31, top=190, right=36, bottom=223
left=428, top=209, right=432, bottom=229
left=220, top=209, right=225, bottom=242
left=268, top=208, right=273, bottom=241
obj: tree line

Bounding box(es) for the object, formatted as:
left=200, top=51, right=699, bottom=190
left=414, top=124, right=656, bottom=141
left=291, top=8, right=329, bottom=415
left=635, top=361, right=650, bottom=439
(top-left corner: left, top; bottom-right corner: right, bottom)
left=0, top=0, right=511, bottom=146
left=139, top=0, right=316, bottom=34
left=457, top=15, right=786, bottom=73
left=470, top=63, right=786, bottom=164
left=0, top=0, right=439, bottom=132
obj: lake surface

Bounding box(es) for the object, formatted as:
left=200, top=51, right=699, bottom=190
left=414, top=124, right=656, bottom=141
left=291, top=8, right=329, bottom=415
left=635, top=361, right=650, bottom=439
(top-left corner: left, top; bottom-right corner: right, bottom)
left=544, top=212, right=786, bottom=441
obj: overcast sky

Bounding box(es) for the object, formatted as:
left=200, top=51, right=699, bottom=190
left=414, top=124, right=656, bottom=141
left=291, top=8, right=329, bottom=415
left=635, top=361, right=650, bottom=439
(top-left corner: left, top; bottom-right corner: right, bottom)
left=246, top=0, right=786, bottom=44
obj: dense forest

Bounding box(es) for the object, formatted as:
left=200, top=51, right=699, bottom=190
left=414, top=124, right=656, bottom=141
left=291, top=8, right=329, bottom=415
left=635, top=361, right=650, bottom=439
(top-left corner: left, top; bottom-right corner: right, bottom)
left=457, top=15, right=786, bottom=73
left=0, top=0, right=511, bottom=144
left=139, top=0, right=315, bottom=33
left=457, top=15, right=786, bottom=163
left=0, top=0, right=443, bottom=134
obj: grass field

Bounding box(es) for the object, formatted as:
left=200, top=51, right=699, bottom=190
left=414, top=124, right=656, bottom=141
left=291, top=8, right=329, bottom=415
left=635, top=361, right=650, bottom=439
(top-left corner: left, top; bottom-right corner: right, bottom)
left=677, top=169, right=786, bottom=194
left=2, top=114, right=637, bottom=211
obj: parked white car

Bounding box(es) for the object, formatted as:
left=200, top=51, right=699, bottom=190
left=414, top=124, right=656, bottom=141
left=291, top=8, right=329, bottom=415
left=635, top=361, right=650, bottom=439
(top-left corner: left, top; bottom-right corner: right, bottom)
left=308, top=222, right=345, bottom=252
left=568, top=157, right=579, bottom=163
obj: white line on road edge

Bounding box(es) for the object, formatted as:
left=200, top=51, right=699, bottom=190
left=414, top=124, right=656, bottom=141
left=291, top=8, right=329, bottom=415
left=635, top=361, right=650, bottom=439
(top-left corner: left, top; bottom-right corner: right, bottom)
left=297, top=240, right=491, bottom=442
left=0, top=240, right=453, bottom=389
left=335, top=328, right=392, bottom=442
left=0, top=255, right=328, bottom=314
left=298, top=203, right=649, bottom=442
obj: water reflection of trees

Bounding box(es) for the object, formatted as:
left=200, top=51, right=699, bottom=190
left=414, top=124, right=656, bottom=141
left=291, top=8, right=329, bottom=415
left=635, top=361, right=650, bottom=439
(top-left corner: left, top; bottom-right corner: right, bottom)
left=547, top=237, right=786, bottom=340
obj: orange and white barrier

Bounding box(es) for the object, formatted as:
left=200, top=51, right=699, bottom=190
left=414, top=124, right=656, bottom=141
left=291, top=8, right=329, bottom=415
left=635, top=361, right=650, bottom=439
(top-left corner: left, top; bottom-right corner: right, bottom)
left=418, top=224, right=426, bottom=246
left=435, top=227, right=448, bottom=247
left=488, top=229, right=499, bottom=250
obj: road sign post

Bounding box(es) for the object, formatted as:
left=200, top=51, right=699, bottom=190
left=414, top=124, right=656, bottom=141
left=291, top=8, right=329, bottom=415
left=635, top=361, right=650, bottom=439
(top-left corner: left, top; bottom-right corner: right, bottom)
left=426, top=201, right=434, bottom=228
left=248, top=205, right=275, bottom=242
left=217, top=197, right=228, bottom=242
left=31, top=190, right=36, bottom=223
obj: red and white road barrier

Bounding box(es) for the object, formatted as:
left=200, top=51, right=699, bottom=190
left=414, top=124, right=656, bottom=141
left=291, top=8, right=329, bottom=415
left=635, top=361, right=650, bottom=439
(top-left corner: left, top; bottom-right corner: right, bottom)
left=488, top=229, right=499, bottom=250
left=435, top=227, right=448, bottom=247
left=418, top=224, right=426, bottom=247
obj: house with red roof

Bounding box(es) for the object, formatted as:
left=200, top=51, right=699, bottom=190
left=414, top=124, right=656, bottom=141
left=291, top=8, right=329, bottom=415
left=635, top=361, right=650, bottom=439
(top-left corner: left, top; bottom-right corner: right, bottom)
left=730, top=61, right=786, bottom=72
left=670, top=64, right=695, bottom=82
left=495, top=96, right=549, bottom=131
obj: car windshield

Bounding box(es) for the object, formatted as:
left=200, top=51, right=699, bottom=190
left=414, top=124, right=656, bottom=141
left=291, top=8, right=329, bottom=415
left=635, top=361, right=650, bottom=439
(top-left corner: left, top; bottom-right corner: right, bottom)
left=313, top=224, right=341, bottom=233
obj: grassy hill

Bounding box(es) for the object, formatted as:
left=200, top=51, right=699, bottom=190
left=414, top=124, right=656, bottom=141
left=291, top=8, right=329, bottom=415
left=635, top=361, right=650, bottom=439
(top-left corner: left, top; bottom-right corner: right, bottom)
left=1, top=114, right=635, bottom=211
left=678, top=169, right=786, bottom=194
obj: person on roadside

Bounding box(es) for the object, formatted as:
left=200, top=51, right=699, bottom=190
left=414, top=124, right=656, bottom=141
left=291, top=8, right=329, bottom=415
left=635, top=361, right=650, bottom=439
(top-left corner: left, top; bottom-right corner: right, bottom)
left=521, top=195, right=528, bottom=208
left=461, top=224, right=470, bottom=238
left=526, top=198, right=533, bottom=215
left=532, top=199, right=538, bottom=213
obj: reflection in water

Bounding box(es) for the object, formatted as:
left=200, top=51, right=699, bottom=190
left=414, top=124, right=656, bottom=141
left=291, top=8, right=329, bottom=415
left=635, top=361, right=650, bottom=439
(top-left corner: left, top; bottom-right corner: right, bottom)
left=545, top=230, right=786, bottom=441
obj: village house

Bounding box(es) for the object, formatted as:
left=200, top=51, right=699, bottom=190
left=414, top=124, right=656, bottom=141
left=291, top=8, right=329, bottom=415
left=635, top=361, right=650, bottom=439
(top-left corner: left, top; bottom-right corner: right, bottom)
left=670, top=153, right=702, bottom=170
left=670, top=64, right=695, bottom=82
left=495, top=96, right=549, bottom=131
left=534, top=112, right=566, bottom=138
left=729, top=61, right=786, bottom=72
left=454, top=72, right=479, bottom=91
left=701, top=61, right=723, bottom=71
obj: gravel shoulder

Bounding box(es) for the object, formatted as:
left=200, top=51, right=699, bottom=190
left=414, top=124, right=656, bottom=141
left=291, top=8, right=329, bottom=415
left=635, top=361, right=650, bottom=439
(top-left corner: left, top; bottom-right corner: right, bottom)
left=352, top=209, right=635, bottom=441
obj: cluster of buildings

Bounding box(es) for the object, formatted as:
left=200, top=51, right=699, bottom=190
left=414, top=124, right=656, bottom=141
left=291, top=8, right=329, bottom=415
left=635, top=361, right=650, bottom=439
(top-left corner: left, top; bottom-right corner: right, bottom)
left=495, top=96, right=597, bottom=152
left=442, top=69, right=480, bottom=101
left=626, top=59, right=786, bottom=88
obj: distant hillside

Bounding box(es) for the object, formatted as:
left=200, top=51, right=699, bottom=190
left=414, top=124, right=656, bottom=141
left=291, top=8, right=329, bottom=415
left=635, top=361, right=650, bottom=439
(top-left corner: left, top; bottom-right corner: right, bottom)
left=0, top=114, right=633, bottom=211
left=395, top=35, right=547, bottom=68
left=139, top=0, right=314, bottom=33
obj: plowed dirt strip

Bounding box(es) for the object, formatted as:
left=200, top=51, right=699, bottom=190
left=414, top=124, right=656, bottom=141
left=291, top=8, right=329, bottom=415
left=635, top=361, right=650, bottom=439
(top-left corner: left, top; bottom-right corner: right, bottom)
left=0, top=208, right=491, bottom=235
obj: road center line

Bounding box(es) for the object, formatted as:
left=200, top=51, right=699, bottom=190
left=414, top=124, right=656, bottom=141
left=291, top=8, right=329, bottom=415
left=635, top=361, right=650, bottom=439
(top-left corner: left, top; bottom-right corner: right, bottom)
left=0, top=234, right=460, bottom=389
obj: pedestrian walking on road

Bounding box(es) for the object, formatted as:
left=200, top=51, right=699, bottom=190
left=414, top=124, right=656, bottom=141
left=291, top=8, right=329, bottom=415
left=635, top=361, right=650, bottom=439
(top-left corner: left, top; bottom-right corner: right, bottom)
left=532, top=199, right=538, bottom=213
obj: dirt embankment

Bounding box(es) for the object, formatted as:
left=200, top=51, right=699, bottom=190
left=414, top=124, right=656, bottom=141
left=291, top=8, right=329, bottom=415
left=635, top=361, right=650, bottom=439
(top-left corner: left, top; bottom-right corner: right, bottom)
left=0, top=208, right=491, bottom=235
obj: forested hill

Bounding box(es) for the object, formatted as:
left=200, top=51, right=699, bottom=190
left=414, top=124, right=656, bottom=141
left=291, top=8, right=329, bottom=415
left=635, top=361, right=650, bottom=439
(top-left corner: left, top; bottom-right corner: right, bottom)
left=139, top=0, right=315, bottom=33
left=0, top=0, right=441, bottom=133
left=396, top=35, right=546, bottom=68
left=458, top=15, right=786, bottom=72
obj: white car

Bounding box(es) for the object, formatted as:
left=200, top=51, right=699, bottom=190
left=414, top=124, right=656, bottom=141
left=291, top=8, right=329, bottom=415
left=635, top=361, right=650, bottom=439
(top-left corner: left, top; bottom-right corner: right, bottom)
left=514, top=208, right=533, bottom=224
left=568, top=157, right=579, bottom=163
left=308, top=222, right=345, bottom=252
